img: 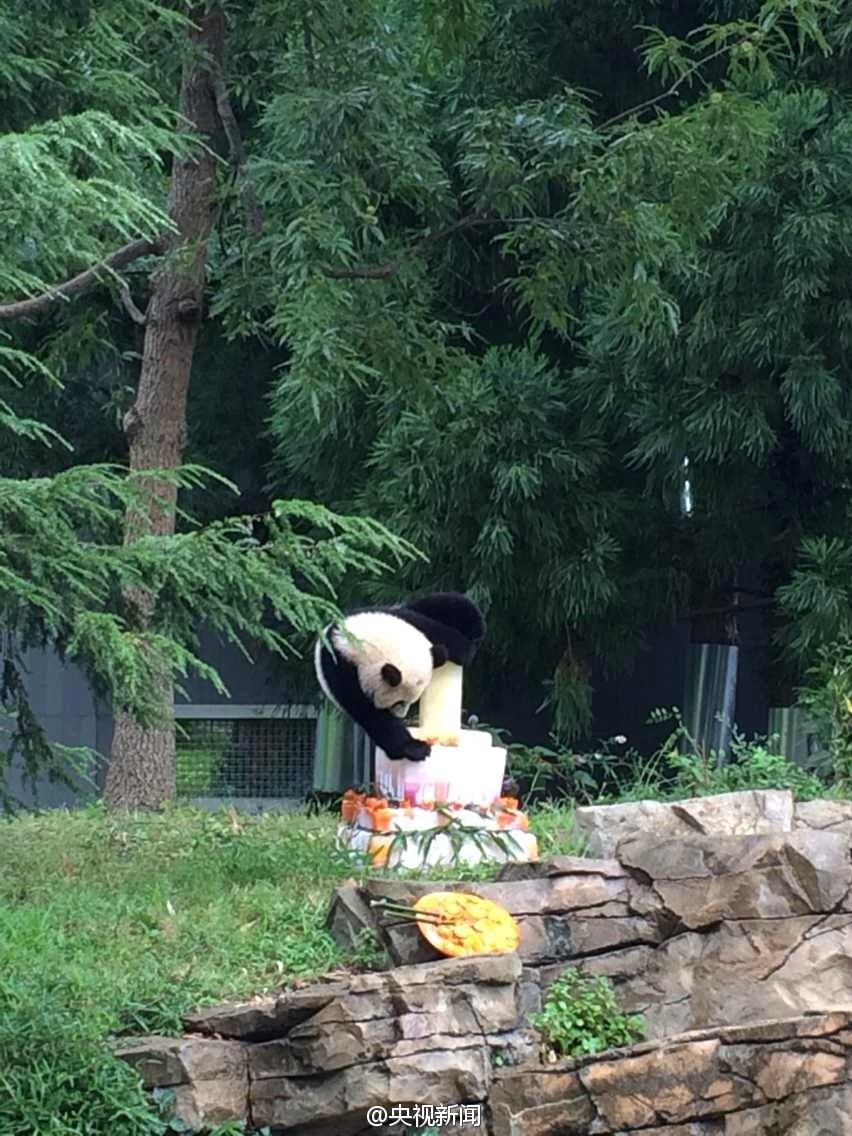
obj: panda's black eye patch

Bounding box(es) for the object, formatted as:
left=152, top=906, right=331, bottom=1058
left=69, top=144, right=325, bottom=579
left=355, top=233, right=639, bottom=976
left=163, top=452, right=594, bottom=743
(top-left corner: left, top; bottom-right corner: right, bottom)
left=381, top=663, right=402, bottom=687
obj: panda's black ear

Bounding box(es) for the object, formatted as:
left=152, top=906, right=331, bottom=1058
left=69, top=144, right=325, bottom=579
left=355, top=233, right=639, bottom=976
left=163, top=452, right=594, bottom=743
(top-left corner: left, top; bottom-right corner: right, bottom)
left=381, top=663, right=402, bottom=687
left=431, top=644, right=449, bottom=668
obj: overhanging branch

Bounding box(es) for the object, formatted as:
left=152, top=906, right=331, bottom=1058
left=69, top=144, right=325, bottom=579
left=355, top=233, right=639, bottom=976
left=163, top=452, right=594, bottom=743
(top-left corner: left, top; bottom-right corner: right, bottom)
left=209, top=60, right=264, bottom=237
left=600, top=44, right=733, bottom=130
left=325, top=37, right=746, bottom=281
left=0, top=238, right=159, bottom=322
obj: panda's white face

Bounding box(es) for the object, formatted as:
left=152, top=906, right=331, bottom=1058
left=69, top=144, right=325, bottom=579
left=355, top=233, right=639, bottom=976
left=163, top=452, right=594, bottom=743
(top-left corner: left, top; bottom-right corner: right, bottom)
left=332, top=611, right=434, bottom=716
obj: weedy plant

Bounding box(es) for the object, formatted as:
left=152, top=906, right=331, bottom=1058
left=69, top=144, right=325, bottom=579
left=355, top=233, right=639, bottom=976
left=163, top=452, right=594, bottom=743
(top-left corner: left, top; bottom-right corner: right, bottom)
left=475, top=719, right=599, bottom=805
left=797, top=638, right=852, bottom=791
left=485, top=706, right=829, bottom=810
left=592, top=708, right=829, bottom=804
left=530, top=968, right=645, bottom=1058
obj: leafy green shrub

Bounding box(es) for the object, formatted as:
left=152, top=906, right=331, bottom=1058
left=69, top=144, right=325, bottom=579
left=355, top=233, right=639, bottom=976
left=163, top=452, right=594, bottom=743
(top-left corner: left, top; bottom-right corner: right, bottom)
left=669, top=740, right=828, bottom=800
left=505, top=738, right=599, bottom=803
left=530, top=968, right=644, bottom=1058
left=495, top=704, right=831, bottom=809
left=652, top=709, right=829, bottom=801
left=527, top=800, right=587, bottom=858
left=797, top=638, right=852, bottom=791
left=476, top=718, right=603, bottom=805
left=592, top=709, right=830, bottom=804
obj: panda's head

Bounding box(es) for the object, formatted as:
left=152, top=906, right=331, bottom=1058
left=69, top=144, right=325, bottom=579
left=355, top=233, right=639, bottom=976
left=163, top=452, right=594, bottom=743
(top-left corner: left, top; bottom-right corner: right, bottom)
left=332, top=611, right=447, bottom=717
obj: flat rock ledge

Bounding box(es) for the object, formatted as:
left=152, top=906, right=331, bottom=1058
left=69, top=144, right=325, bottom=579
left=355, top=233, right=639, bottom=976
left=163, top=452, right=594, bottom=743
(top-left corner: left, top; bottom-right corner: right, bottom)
left=117, top=977, right=852, bottom=1133
left=573, top=788, right=797, bottom=857
left=117, top=952, right=528, bottom=1135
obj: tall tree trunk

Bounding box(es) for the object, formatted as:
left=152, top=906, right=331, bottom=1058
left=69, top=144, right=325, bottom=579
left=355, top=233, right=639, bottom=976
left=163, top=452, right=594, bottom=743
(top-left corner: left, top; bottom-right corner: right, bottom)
left=103, top=9, right=223, bottom=809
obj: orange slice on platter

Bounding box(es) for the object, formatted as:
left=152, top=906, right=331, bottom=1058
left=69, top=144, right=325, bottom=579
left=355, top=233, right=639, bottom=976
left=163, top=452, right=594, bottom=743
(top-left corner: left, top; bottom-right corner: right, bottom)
left=413, top=891, right=520, bottom=958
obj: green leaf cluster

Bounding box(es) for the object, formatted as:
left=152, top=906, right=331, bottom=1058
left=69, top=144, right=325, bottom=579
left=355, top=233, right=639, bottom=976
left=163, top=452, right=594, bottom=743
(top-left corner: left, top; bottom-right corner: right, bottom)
left=530, top=967, right=645, bottom=1057
left=207, top=0, right=849, bottom=733
left=8, top=0, right=852, bottom=756
left=0, top=455, right=415, bottom=805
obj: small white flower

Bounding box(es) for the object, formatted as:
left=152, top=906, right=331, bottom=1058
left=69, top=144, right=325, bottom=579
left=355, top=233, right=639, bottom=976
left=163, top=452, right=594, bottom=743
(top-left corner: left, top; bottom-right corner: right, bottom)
left=614, top=735, right=627, bottom=745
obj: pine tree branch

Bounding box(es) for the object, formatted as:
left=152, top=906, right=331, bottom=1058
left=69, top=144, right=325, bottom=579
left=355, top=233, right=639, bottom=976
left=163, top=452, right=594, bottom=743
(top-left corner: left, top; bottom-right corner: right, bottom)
left=0, top=238, right=159, bottom=322
left=302, top=11, right=317, bottom=83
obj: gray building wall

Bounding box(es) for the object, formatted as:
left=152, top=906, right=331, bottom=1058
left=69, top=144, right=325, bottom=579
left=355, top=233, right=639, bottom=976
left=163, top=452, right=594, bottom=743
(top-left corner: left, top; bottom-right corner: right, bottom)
left=4, top=647, right=110, bottom=808
left=175, top=628, right=293, bottom=707
left=4, top=630, right=297, bottom=809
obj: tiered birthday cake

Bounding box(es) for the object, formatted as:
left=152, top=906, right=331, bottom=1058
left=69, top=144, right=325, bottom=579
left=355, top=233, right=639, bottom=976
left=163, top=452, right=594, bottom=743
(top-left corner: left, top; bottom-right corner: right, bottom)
left=338, top=661, right=538, bottom=868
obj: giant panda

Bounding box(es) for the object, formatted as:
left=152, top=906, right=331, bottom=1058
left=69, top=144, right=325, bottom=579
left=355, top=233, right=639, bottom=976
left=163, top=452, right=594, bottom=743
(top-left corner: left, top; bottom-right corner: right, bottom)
left=314, top=591, right=485, bottom=761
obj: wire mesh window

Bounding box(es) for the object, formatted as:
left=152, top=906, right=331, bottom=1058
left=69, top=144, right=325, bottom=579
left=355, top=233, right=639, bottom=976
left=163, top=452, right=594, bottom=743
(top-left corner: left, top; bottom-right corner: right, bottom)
left=174, top=707, right=316, bottom=800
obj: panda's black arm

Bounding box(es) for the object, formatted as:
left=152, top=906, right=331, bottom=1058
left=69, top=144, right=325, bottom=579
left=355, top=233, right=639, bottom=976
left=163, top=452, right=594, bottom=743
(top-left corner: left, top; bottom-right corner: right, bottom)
left=355, top=703, right=431, bottom=762
left=317, top=647, right=430, bottom=762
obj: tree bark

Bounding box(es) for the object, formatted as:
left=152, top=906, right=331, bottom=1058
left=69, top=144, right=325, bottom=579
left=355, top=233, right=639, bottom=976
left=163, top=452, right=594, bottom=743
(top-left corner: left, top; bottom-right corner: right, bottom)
left=103, top=8, right=223, bottom=809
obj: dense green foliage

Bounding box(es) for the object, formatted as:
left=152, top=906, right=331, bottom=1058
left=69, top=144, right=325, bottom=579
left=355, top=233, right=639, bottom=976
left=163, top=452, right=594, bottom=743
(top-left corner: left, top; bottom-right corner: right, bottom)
left=6, top=2, right=852, bottom=754
left=8, top=3, right=852, bottom=1131
left=6, top=0, right=852, bottom=761
left=0, top=3, right=420, bottom=802
left=530, top=967, right=645, bottom=1057
left=504, top=707, right=833, bottom=803
left=205, top=0, right=852, bottom=733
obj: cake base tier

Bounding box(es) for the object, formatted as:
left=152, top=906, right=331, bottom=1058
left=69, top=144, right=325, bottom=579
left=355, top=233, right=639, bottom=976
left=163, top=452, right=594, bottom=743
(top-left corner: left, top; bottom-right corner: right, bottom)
left=338, top=816, right=538, bottom=869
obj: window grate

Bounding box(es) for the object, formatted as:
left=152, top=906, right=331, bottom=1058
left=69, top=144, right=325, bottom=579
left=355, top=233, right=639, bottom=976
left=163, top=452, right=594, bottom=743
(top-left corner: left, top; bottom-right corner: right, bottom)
left=174, top=707, right=317, bottom=800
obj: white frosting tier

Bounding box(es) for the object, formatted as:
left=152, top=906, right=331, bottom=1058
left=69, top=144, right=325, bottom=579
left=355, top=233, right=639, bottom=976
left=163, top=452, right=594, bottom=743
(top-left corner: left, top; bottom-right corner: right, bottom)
left=375, top=728, right=506, bottom=807
left=339, top=823, right=537, bottom=868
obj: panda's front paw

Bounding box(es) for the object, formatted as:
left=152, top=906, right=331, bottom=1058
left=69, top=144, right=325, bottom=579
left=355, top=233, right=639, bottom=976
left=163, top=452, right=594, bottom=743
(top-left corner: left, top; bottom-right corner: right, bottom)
left=397, top=738, right=430, bottom=762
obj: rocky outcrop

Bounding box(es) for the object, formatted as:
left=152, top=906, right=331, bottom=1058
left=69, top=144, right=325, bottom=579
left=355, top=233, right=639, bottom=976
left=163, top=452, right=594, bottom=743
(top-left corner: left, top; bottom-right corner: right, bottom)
left=795, top=797, right=852, bottom=840
left=572, top=787, right=852, bottom=858
left=490, top=1011, right=852, bottom=1135
left=118, top=983, right=852, bottom=1133
left=117, top=792, right=852, bottom=1134
left=114, top=1035, right=249, bottom=1131
left=341, top=854, right=661, bottom=970
left=118, top=953, right=531, bottom=1135
left=328, top=827, right=852, bottom=1040
left=573, top=788, right=795, bottom=857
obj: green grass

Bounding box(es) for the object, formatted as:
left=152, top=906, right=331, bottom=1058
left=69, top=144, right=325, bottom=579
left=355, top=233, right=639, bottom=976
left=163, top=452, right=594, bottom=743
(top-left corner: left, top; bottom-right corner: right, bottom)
left=0, top=801, right=579, bottom=1135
